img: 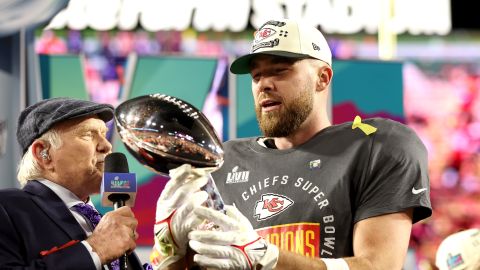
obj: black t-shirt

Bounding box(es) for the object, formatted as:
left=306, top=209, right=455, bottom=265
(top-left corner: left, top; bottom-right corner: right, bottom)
left=211, top=118, right=432, bottom=258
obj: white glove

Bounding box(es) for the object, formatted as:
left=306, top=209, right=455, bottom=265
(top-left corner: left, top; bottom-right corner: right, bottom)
left=188, top=205, right=279, bottom=270
left=151, top=164, right=209, bottom=269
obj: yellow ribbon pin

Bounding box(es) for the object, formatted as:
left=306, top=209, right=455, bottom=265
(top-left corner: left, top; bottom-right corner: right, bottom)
left=352, top=116, right=377, bottom=135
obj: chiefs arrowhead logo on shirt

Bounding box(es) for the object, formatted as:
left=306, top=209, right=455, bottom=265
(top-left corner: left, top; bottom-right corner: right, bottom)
left=254, top=193, right=294, bottom=221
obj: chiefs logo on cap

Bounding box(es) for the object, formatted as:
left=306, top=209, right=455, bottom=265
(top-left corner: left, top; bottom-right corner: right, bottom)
left=254, top=28, right=276, bottom=43
left=254, top=193, right=294, bottom=221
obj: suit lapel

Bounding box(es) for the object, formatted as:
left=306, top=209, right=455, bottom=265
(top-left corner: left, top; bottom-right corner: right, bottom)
left=23, top=180, right=87, bottom=241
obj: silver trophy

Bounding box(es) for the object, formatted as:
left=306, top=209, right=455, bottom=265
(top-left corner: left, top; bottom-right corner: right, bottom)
left=114, top=93, right=225, bottom=211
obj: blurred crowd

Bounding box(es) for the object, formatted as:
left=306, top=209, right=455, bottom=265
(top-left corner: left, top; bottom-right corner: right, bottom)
left=404, top=62, right=480, bottom=269
left=36, top=29, right=480, bottom=270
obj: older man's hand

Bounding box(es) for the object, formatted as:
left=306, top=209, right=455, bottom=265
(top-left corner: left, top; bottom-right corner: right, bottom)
left=86, top=206, right=138, bottom=264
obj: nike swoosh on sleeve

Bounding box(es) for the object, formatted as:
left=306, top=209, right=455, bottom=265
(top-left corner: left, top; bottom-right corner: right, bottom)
left=412, top=187, right=427, bottom=194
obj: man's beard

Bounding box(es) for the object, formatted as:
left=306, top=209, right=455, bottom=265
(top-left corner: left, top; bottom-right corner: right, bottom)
left=255, top=88, right=313, bottom=137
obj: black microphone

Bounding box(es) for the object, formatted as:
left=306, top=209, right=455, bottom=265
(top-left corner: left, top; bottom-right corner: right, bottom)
left=101, top=152, right=137, bottom=270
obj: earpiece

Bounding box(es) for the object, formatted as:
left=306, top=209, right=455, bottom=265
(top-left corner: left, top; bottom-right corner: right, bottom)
left=40, top=149, right=50, bottom=160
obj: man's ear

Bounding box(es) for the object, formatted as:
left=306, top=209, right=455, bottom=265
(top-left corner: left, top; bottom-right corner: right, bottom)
left=316, top=65, right=333, bottom=92
left=31, top=141, right=51, bottom=166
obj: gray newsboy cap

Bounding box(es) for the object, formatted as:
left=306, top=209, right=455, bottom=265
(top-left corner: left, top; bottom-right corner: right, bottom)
left=17, top=97, right=114, bottom=154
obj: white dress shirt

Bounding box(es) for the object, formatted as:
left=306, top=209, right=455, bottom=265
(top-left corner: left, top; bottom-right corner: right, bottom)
left=38, top=179, right=103, bottom=270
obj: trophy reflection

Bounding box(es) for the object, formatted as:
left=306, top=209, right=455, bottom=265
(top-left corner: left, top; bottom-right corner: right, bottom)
left=114, top=94, right=225, bottom=211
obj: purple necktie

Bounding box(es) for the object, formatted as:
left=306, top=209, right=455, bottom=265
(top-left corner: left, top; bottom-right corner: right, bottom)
left=72, top=203, right=119, bottom=270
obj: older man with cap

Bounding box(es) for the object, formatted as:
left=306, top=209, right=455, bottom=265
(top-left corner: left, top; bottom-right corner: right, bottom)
left=151, top=18, right=432, bottom=270
left=0, top=97, right=145, bottom=269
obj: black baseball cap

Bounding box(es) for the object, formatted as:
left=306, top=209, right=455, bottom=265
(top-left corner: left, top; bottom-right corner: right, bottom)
left=17, top=97, right=114, bottom=154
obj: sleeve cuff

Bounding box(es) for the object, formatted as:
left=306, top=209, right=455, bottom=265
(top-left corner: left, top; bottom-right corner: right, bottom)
left=81, top=240, right=102, bottom=270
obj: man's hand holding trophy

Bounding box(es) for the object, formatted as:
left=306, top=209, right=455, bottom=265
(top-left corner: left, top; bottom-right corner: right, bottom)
left=153, top=164, right=210, bottom=268
left=115, top=94, right=278, bottom=270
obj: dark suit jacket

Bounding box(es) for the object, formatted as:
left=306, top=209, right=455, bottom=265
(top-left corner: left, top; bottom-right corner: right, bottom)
left=0, top=180, right=143, bottom=269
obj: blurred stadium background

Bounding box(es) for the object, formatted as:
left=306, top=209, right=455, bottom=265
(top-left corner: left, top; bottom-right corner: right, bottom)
left=1, top=1, right=480, bottom=269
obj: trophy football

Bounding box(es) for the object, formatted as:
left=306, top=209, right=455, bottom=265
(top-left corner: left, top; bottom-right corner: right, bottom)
left=114, top=94, right=226, bottom=268
left=114, top=93, right=225, bottom=211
